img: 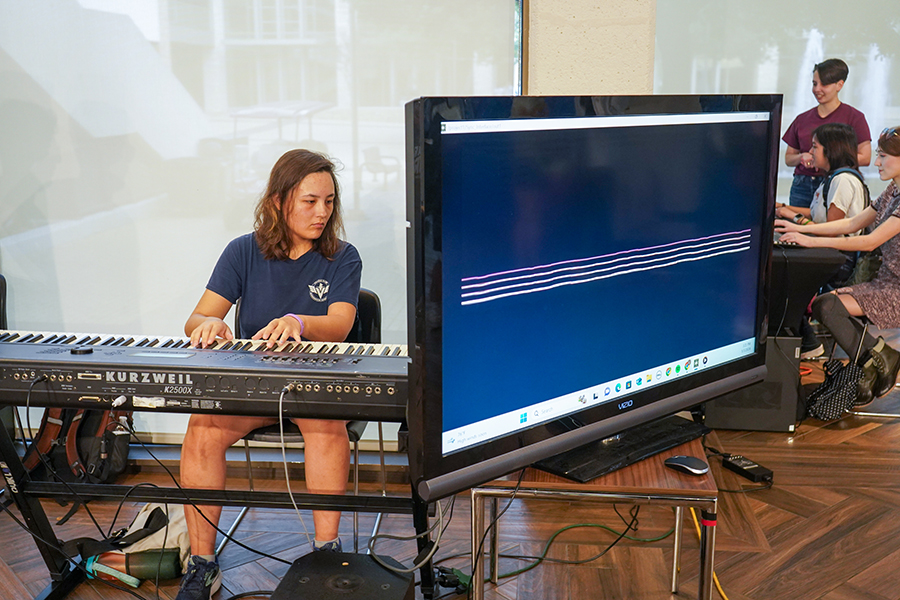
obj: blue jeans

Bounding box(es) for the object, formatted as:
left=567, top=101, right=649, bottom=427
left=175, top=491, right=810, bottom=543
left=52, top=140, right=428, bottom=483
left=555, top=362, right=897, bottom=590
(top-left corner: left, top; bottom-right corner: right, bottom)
left=788, top=174, right=823, bottom=209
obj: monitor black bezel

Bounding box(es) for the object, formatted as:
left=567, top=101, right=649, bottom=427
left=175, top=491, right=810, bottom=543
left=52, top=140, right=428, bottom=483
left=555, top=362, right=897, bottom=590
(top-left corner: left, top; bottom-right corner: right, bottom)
left=406, top=94, right=781, bottom=501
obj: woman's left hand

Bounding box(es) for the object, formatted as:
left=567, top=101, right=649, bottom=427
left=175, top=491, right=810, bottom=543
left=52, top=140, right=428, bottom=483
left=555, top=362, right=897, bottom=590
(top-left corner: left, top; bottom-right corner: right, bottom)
left=778, top=231, right=814, bottom=247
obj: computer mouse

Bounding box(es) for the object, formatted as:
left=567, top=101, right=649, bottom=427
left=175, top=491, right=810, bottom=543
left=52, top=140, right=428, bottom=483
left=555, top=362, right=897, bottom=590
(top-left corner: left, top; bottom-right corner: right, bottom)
left=664, top=455, right=709, bottom=475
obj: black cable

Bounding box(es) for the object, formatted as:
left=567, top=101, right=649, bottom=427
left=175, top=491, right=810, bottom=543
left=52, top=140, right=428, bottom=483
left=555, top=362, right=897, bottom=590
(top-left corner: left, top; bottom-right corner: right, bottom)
left=223, top=591, right=274, bottom=599
left=484, top=506, right=642, bottom=583
left=613, top=503, right=639, bottom=531
left=701, top=436, right=730, bottom=459
left=16, top=390, right=181, bottom=600
left=12, top=382, right=285, bottom=597
left=431, top=507, right=665, bottom=599
left=702, top=436, right=775, bottom=494
left=98, top=480, right=175, bottom=600
left=466, top=468, right=527, bottom=600
left=0, top=498, right=152, bottom=600
left=13, top=401, right=27, bottom=447
left=23, top=377, right=106, bottom=537
left=368, top=495, right=452, bottom=573
left=106, top=481, right=166, bottom=538
left=121, top=420, right=292, bottom=566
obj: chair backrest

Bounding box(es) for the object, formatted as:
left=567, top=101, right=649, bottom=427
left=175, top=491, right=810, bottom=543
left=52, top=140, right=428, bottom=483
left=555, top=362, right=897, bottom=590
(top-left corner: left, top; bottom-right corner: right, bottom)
left=345, top=288, right=381, bottom=345
left=234, top=287, right=381, bottom=345
left=0, top=274, right=7, bottom=330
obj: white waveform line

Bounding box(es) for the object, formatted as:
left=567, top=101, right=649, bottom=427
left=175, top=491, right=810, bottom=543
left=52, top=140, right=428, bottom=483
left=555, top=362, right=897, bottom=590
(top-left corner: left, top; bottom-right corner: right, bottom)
left=461, top=238, right=749, bottom=300
left=460, top=244, right=749, bottom=306
left=461, top=229, right=751, bottom=284
left=461, top=233, right=750, bottom=291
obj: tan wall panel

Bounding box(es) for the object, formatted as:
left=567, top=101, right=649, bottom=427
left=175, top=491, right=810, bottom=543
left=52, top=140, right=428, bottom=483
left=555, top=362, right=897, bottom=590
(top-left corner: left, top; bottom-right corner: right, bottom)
left=526, top=0, right=656, bottom=95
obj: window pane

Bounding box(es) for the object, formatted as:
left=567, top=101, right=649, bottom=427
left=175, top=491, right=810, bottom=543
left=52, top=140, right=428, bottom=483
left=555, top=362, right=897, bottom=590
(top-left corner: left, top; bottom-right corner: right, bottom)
left=0, top=1, right=519, bottom=349
left=655, top=1, right=897, bottom=201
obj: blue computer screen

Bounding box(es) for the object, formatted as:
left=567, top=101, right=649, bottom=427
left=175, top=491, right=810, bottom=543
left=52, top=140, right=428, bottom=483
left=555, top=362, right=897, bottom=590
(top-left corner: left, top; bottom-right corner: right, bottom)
left=438, top=114, right=769, bottom=446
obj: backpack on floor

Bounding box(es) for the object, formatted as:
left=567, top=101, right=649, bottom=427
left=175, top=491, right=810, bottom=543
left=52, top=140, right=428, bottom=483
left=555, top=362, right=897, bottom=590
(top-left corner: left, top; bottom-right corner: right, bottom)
left=22, top=407, right=132, bottom=484
left=66, top=503, right=190, bottom=587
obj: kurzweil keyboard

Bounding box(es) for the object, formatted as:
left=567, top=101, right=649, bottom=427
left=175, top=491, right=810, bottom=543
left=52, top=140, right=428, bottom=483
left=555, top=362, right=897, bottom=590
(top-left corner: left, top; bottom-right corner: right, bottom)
left=0, top=330, right=408, bottom=421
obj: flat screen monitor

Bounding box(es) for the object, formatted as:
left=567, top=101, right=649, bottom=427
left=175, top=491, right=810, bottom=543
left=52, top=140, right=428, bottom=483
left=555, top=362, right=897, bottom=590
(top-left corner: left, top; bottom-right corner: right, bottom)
left=405, top=95, right=781, bottom=501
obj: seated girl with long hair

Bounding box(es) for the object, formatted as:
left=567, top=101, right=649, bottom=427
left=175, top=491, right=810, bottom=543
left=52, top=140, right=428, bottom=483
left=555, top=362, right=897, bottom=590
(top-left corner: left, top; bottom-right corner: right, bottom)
left=775, top=122, right=871, bottom=357
left=777, top=122, right=869, bottom=228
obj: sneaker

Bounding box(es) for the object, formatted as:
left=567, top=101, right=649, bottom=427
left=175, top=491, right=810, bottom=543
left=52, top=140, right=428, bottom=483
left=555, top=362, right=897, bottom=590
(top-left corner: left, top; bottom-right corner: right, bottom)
left=801, top=343, right=825, bottom=360
left=800, top=318, right=824, bottom=359
left=313, top=538, right=342, bottom=552
left=175, top=556, right=222, bottom=600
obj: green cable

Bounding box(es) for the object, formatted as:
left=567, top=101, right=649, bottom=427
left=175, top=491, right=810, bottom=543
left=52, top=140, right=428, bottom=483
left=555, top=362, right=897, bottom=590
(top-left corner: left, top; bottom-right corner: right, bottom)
left=435, top=511, right=677, bottom=592
left=494, top=521, right=674, bottom=579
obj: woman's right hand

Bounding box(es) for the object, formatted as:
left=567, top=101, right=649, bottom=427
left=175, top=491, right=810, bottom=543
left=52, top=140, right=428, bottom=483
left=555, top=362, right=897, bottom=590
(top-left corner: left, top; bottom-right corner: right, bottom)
left=190, top=317, right=233, bottom=348
left=775, top=206, right=799, bottom=220
left=799, top=151, right=814, bottom=169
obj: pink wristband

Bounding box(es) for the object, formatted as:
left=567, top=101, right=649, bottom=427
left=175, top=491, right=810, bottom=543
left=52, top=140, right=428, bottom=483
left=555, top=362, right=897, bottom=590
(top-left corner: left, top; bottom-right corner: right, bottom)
left=285, top=313, right=305, bottom=337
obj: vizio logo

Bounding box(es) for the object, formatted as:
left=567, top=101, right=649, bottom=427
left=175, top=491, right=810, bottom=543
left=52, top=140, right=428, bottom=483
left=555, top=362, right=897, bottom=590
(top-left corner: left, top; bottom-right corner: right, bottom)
left=617, top=400, right=633, bottom=410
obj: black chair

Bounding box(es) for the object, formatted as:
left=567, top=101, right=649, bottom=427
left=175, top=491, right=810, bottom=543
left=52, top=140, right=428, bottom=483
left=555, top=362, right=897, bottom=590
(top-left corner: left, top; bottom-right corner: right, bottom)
left=0, top=275, right=15, bottom=505
left=0, top=273, right=7, bottom=330
left=216, top=288, right=385, bottom=554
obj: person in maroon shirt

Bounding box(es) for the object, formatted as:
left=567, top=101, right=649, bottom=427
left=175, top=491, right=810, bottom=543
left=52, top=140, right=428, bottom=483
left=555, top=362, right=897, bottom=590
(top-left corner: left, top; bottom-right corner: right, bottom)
left=783, top=58, right=871, bottom=209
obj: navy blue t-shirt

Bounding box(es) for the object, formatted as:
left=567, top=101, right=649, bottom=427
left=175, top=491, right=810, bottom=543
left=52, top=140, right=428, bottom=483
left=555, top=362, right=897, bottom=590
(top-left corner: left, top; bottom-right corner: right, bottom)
left=206, top=233, right=362, bottom=339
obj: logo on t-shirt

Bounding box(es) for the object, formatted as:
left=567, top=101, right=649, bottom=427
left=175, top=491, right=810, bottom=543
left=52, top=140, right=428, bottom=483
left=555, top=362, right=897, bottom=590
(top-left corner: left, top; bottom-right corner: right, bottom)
left=309, top=279, right=330, bottom=302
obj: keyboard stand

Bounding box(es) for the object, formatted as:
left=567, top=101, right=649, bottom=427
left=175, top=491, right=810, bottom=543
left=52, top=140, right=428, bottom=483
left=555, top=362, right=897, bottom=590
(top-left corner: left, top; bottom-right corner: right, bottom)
left=0, top=417, right=438, bottom=600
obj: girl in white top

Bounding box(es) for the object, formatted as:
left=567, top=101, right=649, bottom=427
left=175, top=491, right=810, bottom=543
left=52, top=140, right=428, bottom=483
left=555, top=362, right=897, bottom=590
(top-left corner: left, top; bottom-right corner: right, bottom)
left=777, top=122, right=869, bottom=232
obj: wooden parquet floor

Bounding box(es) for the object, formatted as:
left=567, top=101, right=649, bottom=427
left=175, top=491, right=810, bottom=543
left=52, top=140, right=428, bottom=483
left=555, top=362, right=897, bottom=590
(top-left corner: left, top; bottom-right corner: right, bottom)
left=5, top=363, right=900, bottom=599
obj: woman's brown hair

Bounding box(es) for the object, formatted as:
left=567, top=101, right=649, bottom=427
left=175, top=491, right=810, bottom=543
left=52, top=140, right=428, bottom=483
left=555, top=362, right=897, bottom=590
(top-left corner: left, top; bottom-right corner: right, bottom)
left=878, top=126, right=900, bottom=157
left=254, top=149, right=344, bottom=260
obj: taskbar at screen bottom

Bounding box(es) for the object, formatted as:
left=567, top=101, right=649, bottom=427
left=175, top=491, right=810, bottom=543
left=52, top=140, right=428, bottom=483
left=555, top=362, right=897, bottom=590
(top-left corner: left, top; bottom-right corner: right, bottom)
left=441, top=337, right=755, bottom=455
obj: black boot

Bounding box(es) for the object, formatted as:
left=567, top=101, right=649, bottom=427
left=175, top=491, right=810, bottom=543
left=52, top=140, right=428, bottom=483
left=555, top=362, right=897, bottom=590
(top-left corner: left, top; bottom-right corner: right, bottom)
left=870, top=337, right=900, bottom=398
left=856, top=352, right=878, bottom=407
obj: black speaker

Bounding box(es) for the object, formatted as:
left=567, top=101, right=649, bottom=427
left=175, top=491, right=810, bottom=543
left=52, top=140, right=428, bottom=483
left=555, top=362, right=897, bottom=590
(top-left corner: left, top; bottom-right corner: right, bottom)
left=271, top=552, right=414, bottom=600
left=704, top=337, right=801, bottom=432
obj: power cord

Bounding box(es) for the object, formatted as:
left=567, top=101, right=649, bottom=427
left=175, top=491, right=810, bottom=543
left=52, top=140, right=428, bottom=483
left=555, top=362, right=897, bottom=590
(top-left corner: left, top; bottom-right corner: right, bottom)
left=0, top=499, right=153, bottom=600
left=465, top=469, right=527, bottom=599
left=367, top=494, right=451, bottom=574
left=702, top=439, right=775, bottom=493
left=431, top=503, right=670, bottom=597
left=120, top=420, right=293, bottom=566
left=277, top=384, right=314, bottom=547
left=23, top=376, right=107, bottom=536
